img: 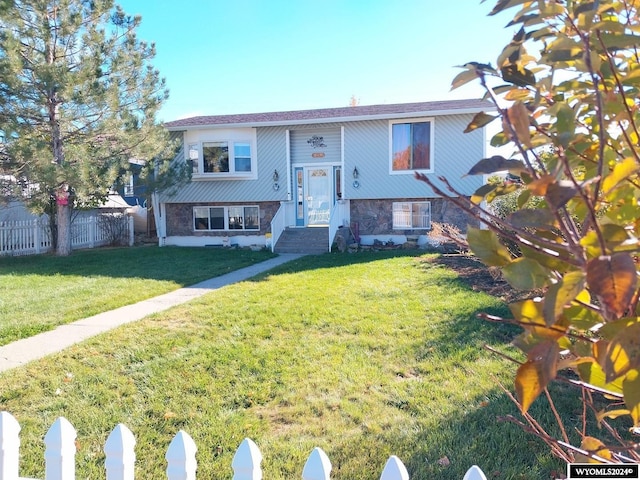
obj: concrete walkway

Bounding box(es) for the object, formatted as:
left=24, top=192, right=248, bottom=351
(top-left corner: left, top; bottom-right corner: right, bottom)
left=0, top=254, right=305, bottom=373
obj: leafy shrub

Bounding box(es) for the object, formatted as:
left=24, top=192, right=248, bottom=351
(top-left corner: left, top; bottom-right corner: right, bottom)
left=416, top=0, right=640, bottom=464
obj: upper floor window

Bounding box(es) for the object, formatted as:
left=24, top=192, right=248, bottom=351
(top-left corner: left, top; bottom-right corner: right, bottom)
left=390, top=119, right=433, bottom=173
left=188, top=140, right=255, bottom=177
left=203, top=142, right=229, bottom=173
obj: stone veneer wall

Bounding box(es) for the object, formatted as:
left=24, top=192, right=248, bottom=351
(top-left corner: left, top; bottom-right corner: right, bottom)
left=349, top=198, right=479, bottom=236
left=165, top=202, right=280, bottom=237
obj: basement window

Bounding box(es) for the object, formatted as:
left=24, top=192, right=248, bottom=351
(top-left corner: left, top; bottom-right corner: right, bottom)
left=392, top=202, right=431, bottom=229
left=193, top=206, right=259, bottom=231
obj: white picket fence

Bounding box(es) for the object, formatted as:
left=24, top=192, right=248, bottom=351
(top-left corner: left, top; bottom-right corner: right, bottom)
left=0, top=214, right=134, bottom=256
left=0, top=412, right=489, bottom=480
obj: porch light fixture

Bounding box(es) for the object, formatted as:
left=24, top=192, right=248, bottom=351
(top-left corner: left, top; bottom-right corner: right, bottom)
left=273, top=169, right=280, bottom=191
left=352, top=166, right=360, bottom=188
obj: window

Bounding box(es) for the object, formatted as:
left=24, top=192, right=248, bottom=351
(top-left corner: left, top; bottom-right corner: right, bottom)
left=234, top=143, right=252, bottom=172
left=390, top=119, right=433, bottom=172
left=124, top=175, right=134, bottom=197
left=393, top=202, right=431, bottom=229
left=203, top=142, right=229, bottom=173
left=193, top=206, right=260, bottom=231
left=187, top=140, right=254, bottom=175
left=188, top=143, right=199, bottom=174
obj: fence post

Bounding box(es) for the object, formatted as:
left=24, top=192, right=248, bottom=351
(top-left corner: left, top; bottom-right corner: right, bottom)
left=380, top=455, right=409, bottom=480
left=463, top=465, right=487, bottom=480
left=44, top=416, right=76, bottom=480
left=90, top=216, right=96, bottom=248
left=33, top=219, right=39, bottom=254
left=104, top=423, right=136, bottom=480
left=128, top=215, right=134, bottom=247
left=302, top=447, right=331, bottom=480
left=0, top=411, right=21, bottom=479
left=166, top=430, right=197, bottom=480
left=232, top=438, right=262, bottom=480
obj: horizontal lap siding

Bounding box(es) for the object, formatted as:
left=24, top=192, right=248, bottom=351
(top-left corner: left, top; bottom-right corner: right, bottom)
left=343, top=114, right=484, bottom=200
left=159, top=128, right=289, bottom=203
left=290, top=127, right=341, bottom=165
left=159, top=115, right=484, bottom=204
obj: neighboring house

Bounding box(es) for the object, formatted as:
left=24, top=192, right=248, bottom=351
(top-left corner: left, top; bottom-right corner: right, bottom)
left=112, top=159, right=149, bottom=234
left=117, top=158, right=148, bottom=208
left=156, top=99, right=490, bottom=253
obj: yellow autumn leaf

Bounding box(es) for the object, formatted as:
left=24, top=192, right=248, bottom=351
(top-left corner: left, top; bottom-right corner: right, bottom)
left=602, top=157, right=639, bottom=197
left=575, top=436, right=612, bottom=463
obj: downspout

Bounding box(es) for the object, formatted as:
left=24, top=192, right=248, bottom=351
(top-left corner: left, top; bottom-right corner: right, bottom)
left=151, top=191, right=166, bottom=246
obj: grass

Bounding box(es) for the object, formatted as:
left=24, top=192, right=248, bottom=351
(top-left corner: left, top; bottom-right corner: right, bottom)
left=0, top=251, right=581, bottom=479
left=0, top=246, right=275, bottom=345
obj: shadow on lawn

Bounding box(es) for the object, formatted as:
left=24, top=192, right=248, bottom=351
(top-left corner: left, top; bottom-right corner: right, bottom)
left=248, top=249, right=434, bottom=280
left=402, top=385, right=576, bottom=479
left=0, top=246, right=277, bottom=284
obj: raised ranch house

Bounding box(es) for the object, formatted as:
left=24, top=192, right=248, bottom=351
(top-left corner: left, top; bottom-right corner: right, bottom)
left=156, top=99, right=489, bottom=253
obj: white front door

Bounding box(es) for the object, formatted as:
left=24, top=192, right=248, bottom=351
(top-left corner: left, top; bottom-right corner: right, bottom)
left=306, top=167, right=331, bottom=226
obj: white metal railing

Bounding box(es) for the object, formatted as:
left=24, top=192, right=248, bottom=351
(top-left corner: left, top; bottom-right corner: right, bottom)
left=0, top=411, right=490, bottom=480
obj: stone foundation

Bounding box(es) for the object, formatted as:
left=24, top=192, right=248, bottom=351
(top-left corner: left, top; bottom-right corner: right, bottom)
left=349, top=198, right=478, bottom=237
left=165, top=202, right=280, bottom=237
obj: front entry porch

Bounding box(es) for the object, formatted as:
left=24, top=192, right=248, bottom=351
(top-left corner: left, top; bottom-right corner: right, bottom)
left=273, top=227, right=329, bottom=254
left=269, top=200, right=350, bottom=254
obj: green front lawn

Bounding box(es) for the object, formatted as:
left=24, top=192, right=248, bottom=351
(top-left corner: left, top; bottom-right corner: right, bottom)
left=0, top=246, right=275, bottom=346
left=0, top=251, right=578, bottom=479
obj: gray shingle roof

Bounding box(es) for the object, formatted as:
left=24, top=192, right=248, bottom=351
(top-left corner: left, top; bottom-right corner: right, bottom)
left=164, top=99, right=490, bottom=129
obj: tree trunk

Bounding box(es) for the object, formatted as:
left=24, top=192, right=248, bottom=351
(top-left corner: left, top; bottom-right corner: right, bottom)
left=56, top=202, right=71, bottom=256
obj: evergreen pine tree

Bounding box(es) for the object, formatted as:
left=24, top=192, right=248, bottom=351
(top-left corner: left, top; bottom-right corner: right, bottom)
left=0, top=0, right=183, bottom=255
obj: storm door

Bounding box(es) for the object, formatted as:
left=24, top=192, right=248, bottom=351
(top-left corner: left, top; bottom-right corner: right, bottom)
left=306, top=167, right=331, bottom=226
left=295, top=166, right=338, bottom=227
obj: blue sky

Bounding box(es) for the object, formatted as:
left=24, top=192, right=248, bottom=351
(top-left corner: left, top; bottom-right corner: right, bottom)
left=117, top=1, right=517, bottom=122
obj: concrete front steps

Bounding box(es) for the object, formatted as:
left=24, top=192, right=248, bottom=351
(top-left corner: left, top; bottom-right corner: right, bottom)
left=274, top=227, right=329, bottom=254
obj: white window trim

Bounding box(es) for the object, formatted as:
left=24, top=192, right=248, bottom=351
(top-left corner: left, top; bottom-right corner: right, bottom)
left=123, top=175, right=134, bottom=197
left=187, top=140, right=257, bottom=180
left=392, top=201, right=431, bottom=230
left=388, top=117, right=435, bottom=175
left=193, top=205, right=260, bottom=232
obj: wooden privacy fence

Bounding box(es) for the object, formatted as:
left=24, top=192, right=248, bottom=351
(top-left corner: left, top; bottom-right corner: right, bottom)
left=0, top=412, right=490, bottom=480
left=0, top=214, right=134, bottom=256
